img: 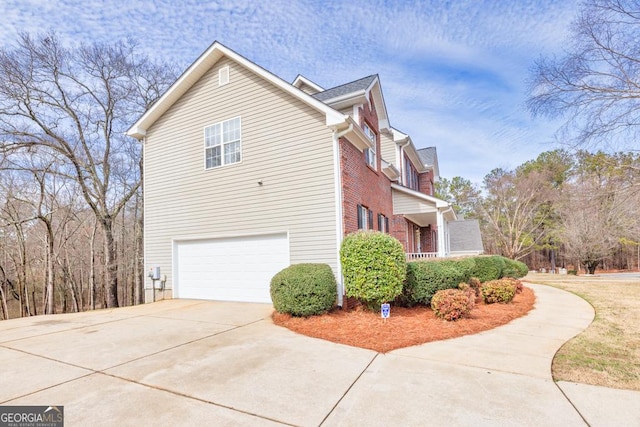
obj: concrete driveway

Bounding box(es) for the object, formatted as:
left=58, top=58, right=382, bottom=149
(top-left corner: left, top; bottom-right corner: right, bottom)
left=1, top=284, right=640, bottom=426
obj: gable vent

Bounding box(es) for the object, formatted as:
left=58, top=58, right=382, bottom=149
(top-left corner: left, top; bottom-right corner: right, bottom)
left=219, top=66, right=230, bottom=86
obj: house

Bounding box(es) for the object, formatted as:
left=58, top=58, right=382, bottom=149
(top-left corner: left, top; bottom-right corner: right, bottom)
left=127, top=42, right=472, bottom=305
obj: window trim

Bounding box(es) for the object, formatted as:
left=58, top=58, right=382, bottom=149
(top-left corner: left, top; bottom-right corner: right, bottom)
left=378, top=213, right=389, bottom=233
left=357, top=204, right=373, bottom=230
left=204, top=116, right=242, bottom=170
left=363, top=122, right=377, bottom=170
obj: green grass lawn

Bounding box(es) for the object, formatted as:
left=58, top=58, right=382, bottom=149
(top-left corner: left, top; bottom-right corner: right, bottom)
left=525, top=272, right=640, bottom=391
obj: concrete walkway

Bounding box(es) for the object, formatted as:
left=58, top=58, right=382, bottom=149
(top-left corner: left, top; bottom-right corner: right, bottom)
left=1, top=284, right=639, bottom=426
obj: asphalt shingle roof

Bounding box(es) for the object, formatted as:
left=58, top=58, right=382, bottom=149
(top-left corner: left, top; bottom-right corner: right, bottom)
left=416, top=147, right=437, bottom=167
left=312, top=75, right=377, bottom=102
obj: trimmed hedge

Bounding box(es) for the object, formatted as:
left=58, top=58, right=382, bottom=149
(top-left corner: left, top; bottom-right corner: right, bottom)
left=431, top=288, right=474, bottom=321
left=402, top=258, right=474, bottom=306
left=270, top=263, right=337, bottom=317
left=470, top=256, right=506, bottom=282
left=502, top=258, right=529, bottom=278
left=340, top=231, right=406, bottom=310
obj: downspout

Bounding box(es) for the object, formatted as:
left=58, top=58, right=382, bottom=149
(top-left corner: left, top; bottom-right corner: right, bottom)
left=398, top=139, right=411, bottom=251
left=332, top=124, right=352, bottom=307
left=140, top=136, right=150, bottom=303
left=398, top=139, right=410, bottom=186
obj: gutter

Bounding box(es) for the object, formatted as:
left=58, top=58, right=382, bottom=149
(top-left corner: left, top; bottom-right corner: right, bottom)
left=331, top=124, right=352, bottom=307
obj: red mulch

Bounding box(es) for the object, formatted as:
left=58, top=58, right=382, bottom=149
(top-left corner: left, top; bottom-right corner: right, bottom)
left=272, top=286, right=535, bottom=353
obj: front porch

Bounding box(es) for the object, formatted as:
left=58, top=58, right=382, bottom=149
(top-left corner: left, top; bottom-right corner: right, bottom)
left=406, top=252, right=439, bottom=261
left=390, top=183, right=457, bottom=258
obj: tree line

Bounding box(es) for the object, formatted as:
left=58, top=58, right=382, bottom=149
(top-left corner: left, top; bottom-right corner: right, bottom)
left=437, top=149, right=640, bottom=273
left=0, top=33, right=176, bottom=319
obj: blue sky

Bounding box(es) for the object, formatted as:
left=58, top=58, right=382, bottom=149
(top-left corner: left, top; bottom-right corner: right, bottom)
left=1, top=0, right=579, bottom=184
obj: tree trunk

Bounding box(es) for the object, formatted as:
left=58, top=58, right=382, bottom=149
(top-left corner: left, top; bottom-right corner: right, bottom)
left=120, top=207, right=126, bottom=307
left=134, top=191, right=143, bottom=305
left=45, top=221, right=55, bottom=314
left=15, top=224, right=30, bottom=317
left=90, top=218, right=97, bottom=310
left=31, top=290, right=37, bottom=316
left=584, top=260, right=599, bottom=275
left=0, top=284, right=8, bottom=320
left=102, top=218, right=119, bottom=308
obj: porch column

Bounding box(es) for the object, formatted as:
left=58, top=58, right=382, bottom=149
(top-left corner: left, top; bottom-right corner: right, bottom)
left=437, top=209, right=446, bottom=257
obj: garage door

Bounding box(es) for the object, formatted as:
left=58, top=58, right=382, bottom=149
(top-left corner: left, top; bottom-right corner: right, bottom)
left=174, top=233, right=290, bottom=303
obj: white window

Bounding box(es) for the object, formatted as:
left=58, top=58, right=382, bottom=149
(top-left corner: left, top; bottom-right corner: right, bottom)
left=363, top=123, right=376, bottom=169
left=219, top=66, right=229, bottom=86
left=205, top=117, right=241, bottom=169
left=357, top=204, right=373, bottom=230
left=378, top=214, right=389, bottom=233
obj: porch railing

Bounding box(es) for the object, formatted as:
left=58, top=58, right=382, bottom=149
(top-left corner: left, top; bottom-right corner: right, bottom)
left=406, top=252, right=439, bottom=261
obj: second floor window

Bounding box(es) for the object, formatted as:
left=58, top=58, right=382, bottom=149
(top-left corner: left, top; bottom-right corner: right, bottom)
left=205, top=117, right=241, bottom=169
left=404, top=158, right=419, bottom=191
left=363, top=123, right=376, bottom=169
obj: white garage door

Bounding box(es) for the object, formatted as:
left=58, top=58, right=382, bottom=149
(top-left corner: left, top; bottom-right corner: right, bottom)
left=174, top=233, right=290, bottom=303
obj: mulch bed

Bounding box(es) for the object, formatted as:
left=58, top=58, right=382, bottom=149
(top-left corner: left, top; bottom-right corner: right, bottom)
left=272, top=286, right=535, bottom=353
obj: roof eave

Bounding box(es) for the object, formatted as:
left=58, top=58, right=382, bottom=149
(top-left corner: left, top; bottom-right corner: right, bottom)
left=292, top=74, right=324, bottom=92
left=404, top=144, right=429, bottom=173
left=321, top=90, right=367, bottom=108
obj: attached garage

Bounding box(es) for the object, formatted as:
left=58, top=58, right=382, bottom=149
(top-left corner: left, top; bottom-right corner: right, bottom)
left=174, top=233, right=290, bottom=303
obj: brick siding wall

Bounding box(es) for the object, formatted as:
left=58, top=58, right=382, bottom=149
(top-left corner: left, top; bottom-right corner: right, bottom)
left=418, top=170, right=434, bottom=196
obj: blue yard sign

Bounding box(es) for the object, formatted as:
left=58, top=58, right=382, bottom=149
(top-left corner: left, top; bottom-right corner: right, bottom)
left=381, top=303, right=390, bottom=319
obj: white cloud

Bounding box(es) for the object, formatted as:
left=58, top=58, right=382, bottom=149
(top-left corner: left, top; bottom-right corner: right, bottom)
left=0, top=0, right=580, bottom=184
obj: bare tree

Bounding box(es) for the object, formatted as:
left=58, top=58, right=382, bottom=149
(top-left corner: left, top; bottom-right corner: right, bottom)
left=561, top=150, right=640, bottom=273
left=527, top=0, right=640, bottom=148
left=0, top=33, right=175, bottom=308
left=560, top=189, right=622, bottom=274
left=0, top=264, right=10, bottom=320
left=478, top=167, right=558, bottom=260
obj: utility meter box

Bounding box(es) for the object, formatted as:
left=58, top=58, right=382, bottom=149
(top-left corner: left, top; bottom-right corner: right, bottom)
left=149, top=266, right=161, bottom=280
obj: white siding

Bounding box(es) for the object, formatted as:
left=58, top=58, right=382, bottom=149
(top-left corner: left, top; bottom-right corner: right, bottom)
left=144, top=57, right=338, bottom=297
left=380, top=131, right=397, bottom=168
left=392, top=190, right=437, bottom=215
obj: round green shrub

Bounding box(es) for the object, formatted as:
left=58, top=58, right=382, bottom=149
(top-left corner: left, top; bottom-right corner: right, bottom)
left=502, top=258, right=529, bottom=279
left=340, top=231, right=406, bottom=310
left=431, top=288, right=474, bottom=321
left=481, top=279, right=517, bottom=304
left=403, top=259, right=471, bottom=306
left=270, top=263, right=337, bottom=317
left=515, top=260, right=529, bottom=277
left=471, top=256, right=505, bottom=282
